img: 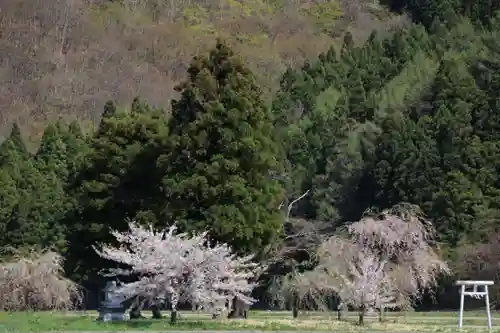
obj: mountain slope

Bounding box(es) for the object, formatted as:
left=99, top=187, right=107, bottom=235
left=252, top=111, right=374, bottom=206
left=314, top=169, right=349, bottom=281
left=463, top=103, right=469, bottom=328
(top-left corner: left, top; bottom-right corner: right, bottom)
left=0, top=0, right=407, bottom=141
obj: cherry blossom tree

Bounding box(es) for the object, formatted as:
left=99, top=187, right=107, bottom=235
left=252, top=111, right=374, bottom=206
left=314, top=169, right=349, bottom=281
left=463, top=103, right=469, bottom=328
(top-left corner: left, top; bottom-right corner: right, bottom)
left=183, top=242, right=259, bottom=318
left=311, top=236, right=397, bottom=324
left=292, top=204, right=450, bottom=324
left=93, top=221, right=260, bottom=323
left=0, top=250, right=82, bottom=310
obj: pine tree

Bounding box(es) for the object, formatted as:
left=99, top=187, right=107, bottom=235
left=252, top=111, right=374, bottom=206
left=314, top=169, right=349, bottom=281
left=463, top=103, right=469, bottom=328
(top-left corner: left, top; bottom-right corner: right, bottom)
left=4, top=168, right=69, bottom=251
left=341, top=32, right=354, bottom=55
left=8, top=123, right=28, bottom=156
left=432, top=171, right=492, bottom=245
left=62, top=121, right=90, bottom=184
left=36, top=122, right=69, bottom=181
left=102, top=100, right=117, bottom=120
left=0, top=123, right=68, bottom=252
left=368, top=114, right=441, bottom=213
left=0, top=123, right=29, bottom=166
left=346, top=69, right=369, bottom=121
left=0, top=169, right=17, bottom=247
left=159, top=40, right=285, bottom=254
left=64, top=99, right=168, bottom=287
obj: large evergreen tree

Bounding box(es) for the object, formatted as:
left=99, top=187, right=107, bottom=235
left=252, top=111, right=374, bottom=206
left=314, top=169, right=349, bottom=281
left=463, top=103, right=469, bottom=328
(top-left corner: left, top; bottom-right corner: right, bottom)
left=0, top=123, right=28, bottom=166
left=158, top=40, right=285, bottom=254
left=64, top=99, right=168, bottom=291
left=36, top=122, right=69, bottom=181
left=0, top=123, right=68, bottom=253
left=62, top=120, right=90, bottom=185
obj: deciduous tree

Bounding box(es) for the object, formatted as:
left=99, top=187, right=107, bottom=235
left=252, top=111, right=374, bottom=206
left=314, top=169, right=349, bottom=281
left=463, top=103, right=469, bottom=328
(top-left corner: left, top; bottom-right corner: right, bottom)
left=94, top=221, right=260, bottom=323
left=0, top=250, right=81, bottom=311
left=293, top=204, right=449, bottom=324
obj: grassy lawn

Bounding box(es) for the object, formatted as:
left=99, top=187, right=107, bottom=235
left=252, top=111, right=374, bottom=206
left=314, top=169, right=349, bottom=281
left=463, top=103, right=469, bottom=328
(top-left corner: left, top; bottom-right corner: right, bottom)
left=0, top=310, right=499, bottom=332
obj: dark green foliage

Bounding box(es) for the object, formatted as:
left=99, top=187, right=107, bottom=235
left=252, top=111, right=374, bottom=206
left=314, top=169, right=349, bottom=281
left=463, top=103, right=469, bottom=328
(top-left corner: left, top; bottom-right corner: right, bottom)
left=0, top=123, right=28, bottom=166
left=63, top=121, right=90, bottom=183
left=7, top=123, right=28, bottom=156
left=64, top=98, right=168, bottom=286
left=36, top=122, right=70, bottom=181
left=102, top=100, right=117, bottom=120
left=270, top=12, right=500, bottom=252
left=158, top=41, right=285, bottom=254
left=381, top=0, right=496, bottom=27
left=4, top=5, right=500, bottom=308
left=0, top=123, right=70, bottom=252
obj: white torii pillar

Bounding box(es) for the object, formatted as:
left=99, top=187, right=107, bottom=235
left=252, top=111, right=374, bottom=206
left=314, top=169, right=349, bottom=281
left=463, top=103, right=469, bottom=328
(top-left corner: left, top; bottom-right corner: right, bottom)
left=456, top=280, right=494, bottom=330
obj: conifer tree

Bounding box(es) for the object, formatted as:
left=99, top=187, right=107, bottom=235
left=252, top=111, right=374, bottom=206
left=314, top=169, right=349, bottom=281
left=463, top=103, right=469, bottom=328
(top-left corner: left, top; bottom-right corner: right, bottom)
left=432, top=171, right=494, bottom=245
left=346, top=69, right=369, bottom=121
left=0, top=170, right=17, bottom=246
left=341, top=32, right=354, bottom=55
left=36, top=122, right=69, bottom=181
left=65, top=99, right=168, bottom=287
left=0, top=123, right=68, bottom=252
left=102, top=100, right=117, bottom=120
left=0, top=123, right=29, bottom=166
left=159, top=40, right=285, bottom=254
left=62, top=121, right=90, bottom=184
left=8, top=123, right=27, bottom=156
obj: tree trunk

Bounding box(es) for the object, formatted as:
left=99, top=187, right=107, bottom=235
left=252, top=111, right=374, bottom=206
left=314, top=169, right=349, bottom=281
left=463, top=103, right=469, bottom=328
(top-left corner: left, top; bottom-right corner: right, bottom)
left=228, top=297, right=248, bottom=319
left=128, top=297, right=145, bottom=319
left=151, top=304, right=163, bottom=319
left=170, top=292, right=179, bottom=324
left=292, top=306, right=298, bottom=318
left=337, top=302, right=345, bottom=321
left=292, top=292, right=299, bottom=318
left=170, top=310, right=177, bottom=324
left=379, top=306, right=385, bottom=322
left=358, top=308, right=365, bottom=325
left=130, top=305, right=144, bottom=319
left=226, top=299, right=232, bottom=318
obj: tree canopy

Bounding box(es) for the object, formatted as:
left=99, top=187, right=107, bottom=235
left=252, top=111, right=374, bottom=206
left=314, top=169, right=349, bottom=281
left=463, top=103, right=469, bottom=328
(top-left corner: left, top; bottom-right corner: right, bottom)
left=3, top=4, right=500, bottom=309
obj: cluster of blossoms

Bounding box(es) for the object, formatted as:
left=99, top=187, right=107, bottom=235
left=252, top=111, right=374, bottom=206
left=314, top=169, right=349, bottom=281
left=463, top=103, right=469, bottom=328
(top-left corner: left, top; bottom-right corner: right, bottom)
left=93, top=222, right=259, bottom=315
left=289, top=207, right=449, bottom=324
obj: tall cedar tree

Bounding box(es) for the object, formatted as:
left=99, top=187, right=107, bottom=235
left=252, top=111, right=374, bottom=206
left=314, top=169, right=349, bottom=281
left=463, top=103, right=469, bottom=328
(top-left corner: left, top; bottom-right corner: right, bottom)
left=0, top=124, right=68, bottom=252
left=62, top=121, right=90, bottom=185
left=0, top=123, right=28, bottom=165
left=36, top=122, right=69, bottom=181
left=159, top=41, right=285, bottom=254
left=64, top=99, right=168, bottom=295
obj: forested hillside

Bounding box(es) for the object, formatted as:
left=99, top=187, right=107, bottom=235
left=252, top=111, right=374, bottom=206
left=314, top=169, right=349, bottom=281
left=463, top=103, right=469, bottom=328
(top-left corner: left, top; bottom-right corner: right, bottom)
left=0, top=0, right=405, bottom=141
left=1, top=0, right=500, bottom=309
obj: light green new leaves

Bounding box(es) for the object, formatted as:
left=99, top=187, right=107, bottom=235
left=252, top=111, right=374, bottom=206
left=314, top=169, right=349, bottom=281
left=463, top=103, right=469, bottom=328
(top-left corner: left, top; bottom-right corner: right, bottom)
left=375, top=51, right=439, bottom=120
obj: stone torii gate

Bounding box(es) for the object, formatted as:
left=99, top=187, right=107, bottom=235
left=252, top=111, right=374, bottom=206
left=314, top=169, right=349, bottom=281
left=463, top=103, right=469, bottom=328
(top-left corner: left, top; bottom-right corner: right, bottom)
left=456, top=280, right=494, bottom=329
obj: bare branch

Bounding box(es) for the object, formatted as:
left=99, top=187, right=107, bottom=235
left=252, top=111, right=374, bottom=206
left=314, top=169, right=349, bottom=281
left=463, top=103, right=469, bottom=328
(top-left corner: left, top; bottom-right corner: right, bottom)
left=455, top=234, right=500, bottom=306
left=286, top=190, right=310, bottom=219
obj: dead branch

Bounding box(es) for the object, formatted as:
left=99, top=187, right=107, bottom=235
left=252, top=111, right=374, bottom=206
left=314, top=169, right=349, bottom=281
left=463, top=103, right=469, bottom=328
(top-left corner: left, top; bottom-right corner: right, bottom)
left=264, top=189, right=333, bottom=314
left=286, top=189, right=310, bottom=219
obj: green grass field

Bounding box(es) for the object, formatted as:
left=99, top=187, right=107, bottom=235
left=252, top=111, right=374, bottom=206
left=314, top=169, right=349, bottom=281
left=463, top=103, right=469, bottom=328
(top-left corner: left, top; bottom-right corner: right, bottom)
left=0, top=310, right=498, bottom=332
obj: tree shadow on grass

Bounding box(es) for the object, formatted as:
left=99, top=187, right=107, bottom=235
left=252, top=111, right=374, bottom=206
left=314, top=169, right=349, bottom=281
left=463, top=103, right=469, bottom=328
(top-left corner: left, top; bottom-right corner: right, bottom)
left=105, top=319, right=215, bottom=330
left=108, top=320, right=154, bottom=329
